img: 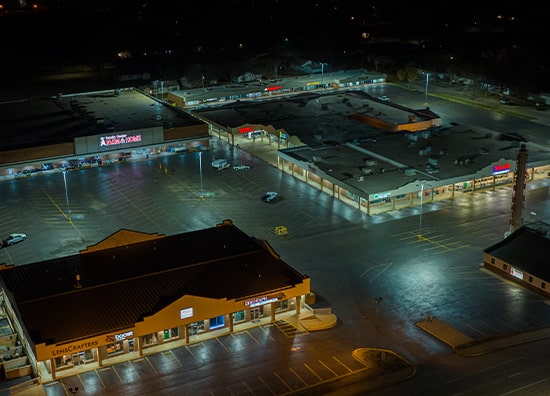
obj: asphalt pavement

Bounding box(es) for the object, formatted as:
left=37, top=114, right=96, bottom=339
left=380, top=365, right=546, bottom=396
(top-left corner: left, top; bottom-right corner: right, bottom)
left=7, top=82, right=550, bottom=396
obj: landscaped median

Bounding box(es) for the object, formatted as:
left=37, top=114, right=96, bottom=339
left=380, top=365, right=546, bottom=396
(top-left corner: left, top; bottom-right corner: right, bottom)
left=299, top=311, right=338, bottom=331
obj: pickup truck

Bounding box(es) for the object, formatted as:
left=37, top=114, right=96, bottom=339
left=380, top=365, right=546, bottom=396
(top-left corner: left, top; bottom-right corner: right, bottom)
left=233, top=164, right=250, bottom=171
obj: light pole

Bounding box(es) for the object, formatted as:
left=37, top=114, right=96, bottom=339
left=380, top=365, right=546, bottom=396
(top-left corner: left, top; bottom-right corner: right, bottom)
left=417, top=183, right=432, bottom=240
left=419, top=183, right=424, bottom=239
left=424, top=72, right=431, bottom=105
left=374, top=297, right=382, bottom=347
left=320, top=62, right=328, bottom=90
left=374, top=297, right=382, bottom=320
left=63, top=170, right=71, bottom=217
left=198, top=151, right=203, bottom=198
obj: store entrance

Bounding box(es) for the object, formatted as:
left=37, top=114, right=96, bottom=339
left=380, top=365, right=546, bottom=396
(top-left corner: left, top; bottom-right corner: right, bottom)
left=250, top=307, right=261, bottom=322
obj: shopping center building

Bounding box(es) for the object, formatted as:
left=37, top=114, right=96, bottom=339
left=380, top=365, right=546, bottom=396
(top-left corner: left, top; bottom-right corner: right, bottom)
left=0, top=220, right=311, bottom=382
left=2, top=68, right=550, bottom=217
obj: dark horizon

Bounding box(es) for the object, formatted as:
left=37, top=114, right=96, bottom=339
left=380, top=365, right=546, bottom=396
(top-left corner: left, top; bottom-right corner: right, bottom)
left=1, top=0, right=549, bottom=93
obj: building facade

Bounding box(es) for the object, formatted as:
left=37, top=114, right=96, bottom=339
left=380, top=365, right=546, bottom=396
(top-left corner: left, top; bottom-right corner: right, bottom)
left=0, top=220, right=311, bottom=382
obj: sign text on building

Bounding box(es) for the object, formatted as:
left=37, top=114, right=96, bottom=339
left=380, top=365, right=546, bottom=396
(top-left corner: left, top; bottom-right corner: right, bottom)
left=100, top=133, right=142, bottom=147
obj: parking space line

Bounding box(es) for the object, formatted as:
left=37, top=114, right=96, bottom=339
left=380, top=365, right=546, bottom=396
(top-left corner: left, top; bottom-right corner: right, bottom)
left=93, top=368, right=107, bottom=388
left=332, top=356, right=353, bottom=373
left=215, top=337, right=230, bottom=353
left=258, top=376, right=277, bottom=395
left=318, top=360, right=338, bottom=376
left=144, top=356, right=158, bottom=374
left=274, top=371, right=292, bottom=391
left=112, top=365, right=124, bottom=383
left=304, top=363, right=323, bottom=381
left=243, top=329, right=260, bottom=345
left=161, top=350, right=183, bottom=367
left=289, top=367, right=307, bottom=386
left=128, top=360, right=142, bottom=379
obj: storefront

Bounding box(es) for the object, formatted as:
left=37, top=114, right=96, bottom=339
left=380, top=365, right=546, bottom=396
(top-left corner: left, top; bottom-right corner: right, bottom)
left=0, top=220, right=311, bottom=382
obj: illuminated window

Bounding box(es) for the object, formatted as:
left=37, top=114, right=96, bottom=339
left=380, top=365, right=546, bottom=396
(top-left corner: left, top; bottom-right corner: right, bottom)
left=209, top=315, right=225, bottom=330
left=233, top=311, right=245, bottom=323
left=106, top=342, right=123, bottom=355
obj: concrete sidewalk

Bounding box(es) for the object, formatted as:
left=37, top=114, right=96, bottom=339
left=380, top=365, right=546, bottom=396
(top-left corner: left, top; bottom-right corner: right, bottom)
left=417, top=316, right=550, bottom=356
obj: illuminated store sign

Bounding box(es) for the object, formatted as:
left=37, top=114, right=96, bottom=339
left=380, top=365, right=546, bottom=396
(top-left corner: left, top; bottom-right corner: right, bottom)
left=51, top=340, right=99, bottom=357
left=105, top=330, right=134, bottom=343
left=492, top=163, right=510, bottom=175
left=510, top=267, right=523, bottom=280
left=239, top=126, right=254, bottom=134
left=265, top=85, right=282, bottom=92
left=245, top=293, right=284, bottom=307
left=180, top=307, right=194, bottom=319
left=100, top=133, right=142, bottom=147
left=372, top=192, right=391, bottom=200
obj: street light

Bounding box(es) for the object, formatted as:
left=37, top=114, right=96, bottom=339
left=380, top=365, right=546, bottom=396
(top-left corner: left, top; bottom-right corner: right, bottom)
left=374, top=297, right=382, bottom=320
left=424, top=72, right=431, bottom=105
left=374, top=297, right=382, bottom=347
left=320, top=62, right=328, bottom=90
left=417, top=183, right=432, bottom=240
left=198, top=151, right=203, bottom=198
left=62, top=170, right=71, bottom=217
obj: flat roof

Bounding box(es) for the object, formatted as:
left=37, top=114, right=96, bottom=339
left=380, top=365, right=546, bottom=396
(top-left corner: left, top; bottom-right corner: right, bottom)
left=195, top=90, right=550, bottom=195
left=0, top=88, right=204, bottom=152
left=0, top=220, right=307, bottom=345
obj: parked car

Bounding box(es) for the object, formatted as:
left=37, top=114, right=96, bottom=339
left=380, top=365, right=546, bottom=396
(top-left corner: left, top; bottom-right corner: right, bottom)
left=499, top=98, right=514, bottom=105
left=233, top=164, right=250, bottom=171
left=378, top=95, right=390, bottom=101
left=261, top=192, right=278, bottom=203
left=5, top=233, right=27, bottom=246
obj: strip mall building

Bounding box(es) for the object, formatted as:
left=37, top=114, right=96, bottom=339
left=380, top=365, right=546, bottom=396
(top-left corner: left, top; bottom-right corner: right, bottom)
left=0, top=220, right=310, bottom=381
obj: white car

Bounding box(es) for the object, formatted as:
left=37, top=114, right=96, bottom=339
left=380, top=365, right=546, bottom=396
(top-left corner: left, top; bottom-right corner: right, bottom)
left=5, top=233, right=27, bottom=246
left=211, top=158, right=231, bottom=171
left=378, top=95, right=390, bottom=101
left=233, top=164, right=250, bottom=171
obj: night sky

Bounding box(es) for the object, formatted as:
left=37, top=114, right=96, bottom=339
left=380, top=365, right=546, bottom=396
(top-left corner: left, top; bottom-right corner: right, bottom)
left=1, top=0, right=548, bottom=91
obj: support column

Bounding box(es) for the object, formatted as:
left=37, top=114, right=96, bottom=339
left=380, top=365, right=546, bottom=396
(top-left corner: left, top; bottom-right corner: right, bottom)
left=229, top=313, right=234, bottom=333
left=138, top=337, right=143, bottom=357
left=50, top=359, right=57, bottom=380
left=271, top=303, right=276, bottom=322
left=184, top=325, right=190, bottom=345
left=296, top=296, right=302, bottom=315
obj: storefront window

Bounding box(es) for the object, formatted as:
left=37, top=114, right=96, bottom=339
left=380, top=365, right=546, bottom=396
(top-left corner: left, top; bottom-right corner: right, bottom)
left=106, top=342, right=124, bottom=355
left=275, top=299, right=289, bottom=312
left=143, top=333, right=158, bottom=346
left=163, top=327, right=179, bottom=340
left=233, top=310, right=245, bottom=323
left=188, top=321, right=205, bottom=336
left=209, top=315, right=225, bottom=330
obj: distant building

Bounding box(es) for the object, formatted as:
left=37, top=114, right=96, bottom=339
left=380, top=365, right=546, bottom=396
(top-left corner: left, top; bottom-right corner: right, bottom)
left=484, top=221, right=550, bottom=297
